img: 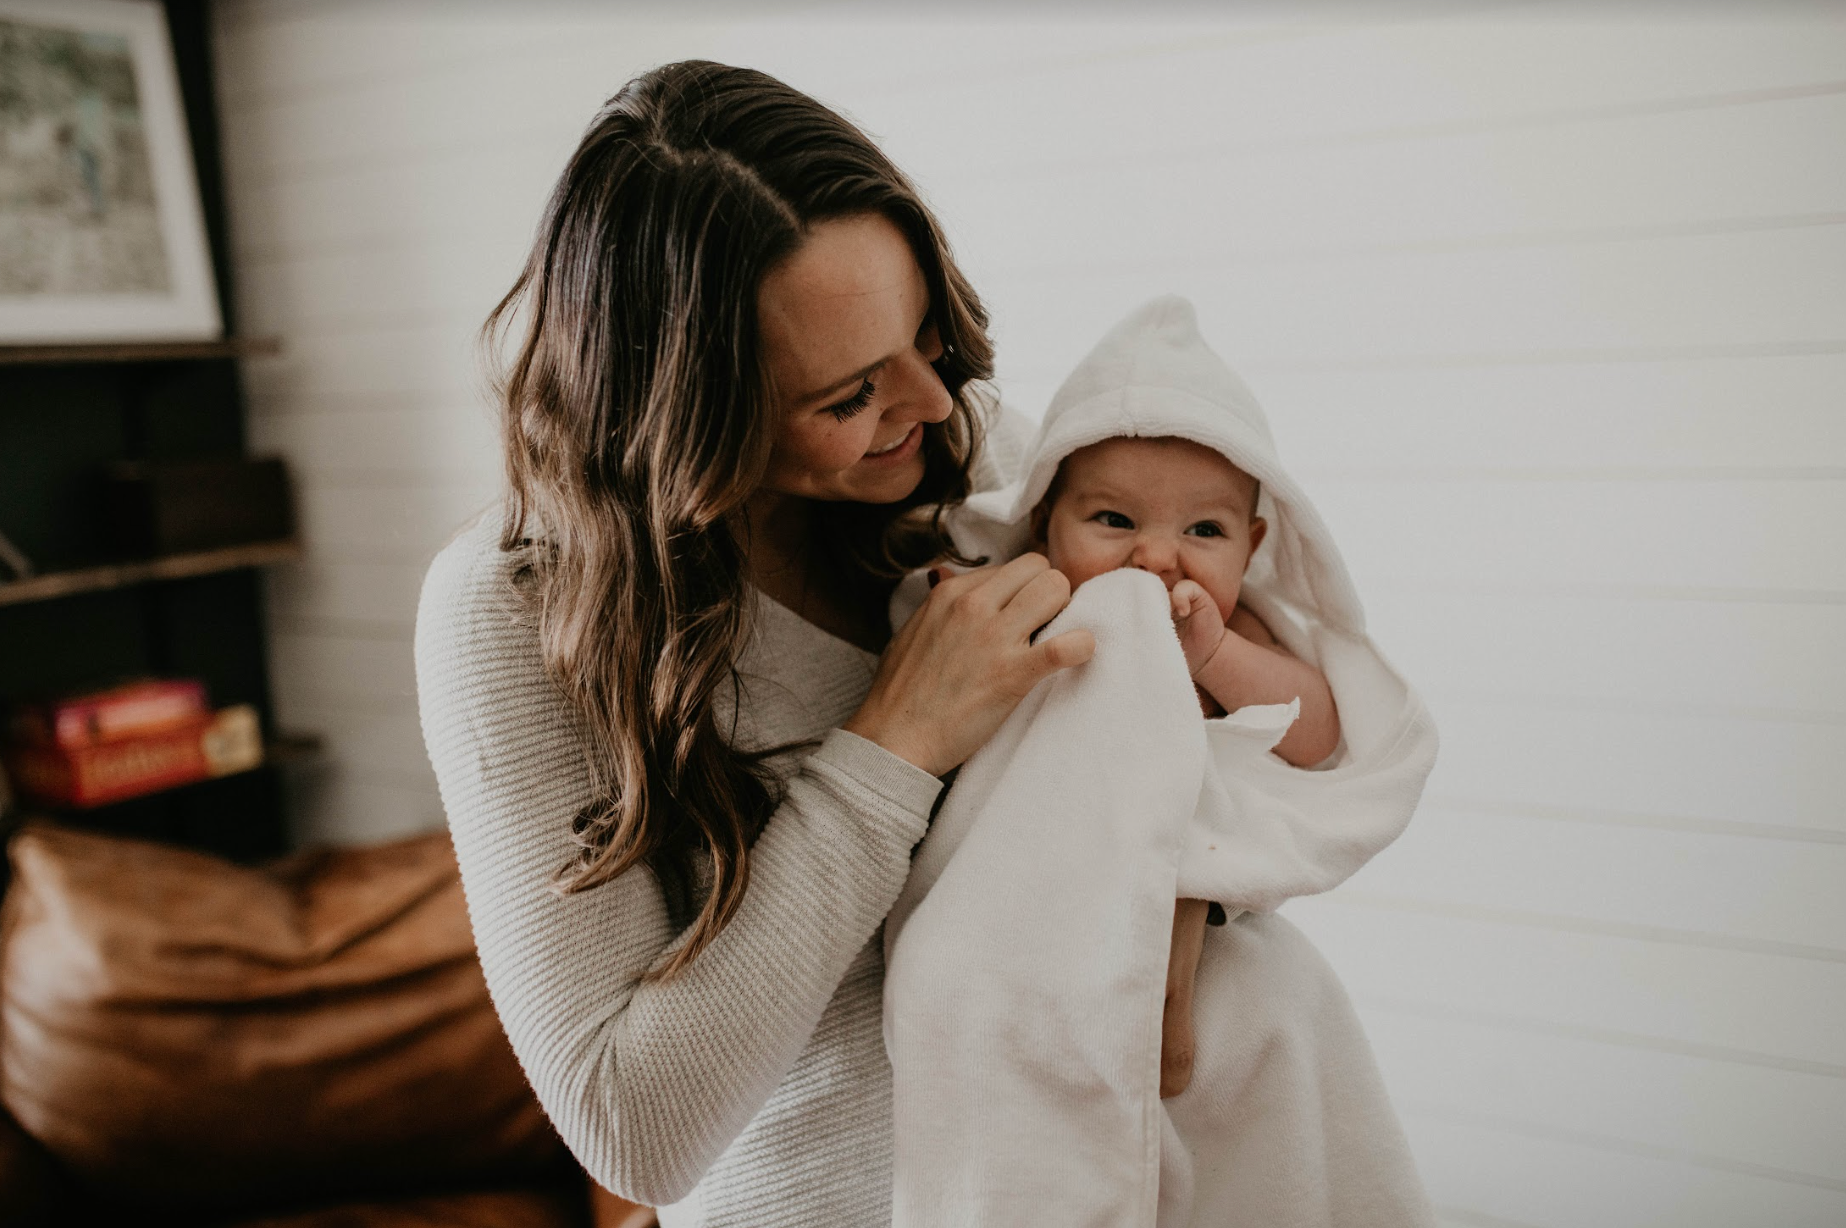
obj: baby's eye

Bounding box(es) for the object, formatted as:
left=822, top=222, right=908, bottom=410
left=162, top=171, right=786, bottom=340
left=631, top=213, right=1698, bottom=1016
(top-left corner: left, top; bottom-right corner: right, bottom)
left=1094, top=510, right=1133, bottom=529
left=1187, top=521, right=1224, bottom=538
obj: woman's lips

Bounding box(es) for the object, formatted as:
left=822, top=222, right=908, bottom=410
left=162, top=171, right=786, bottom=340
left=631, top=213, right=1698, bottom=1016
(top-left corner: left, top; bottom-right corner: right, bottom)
left=863, top=422, right=921, bottom=464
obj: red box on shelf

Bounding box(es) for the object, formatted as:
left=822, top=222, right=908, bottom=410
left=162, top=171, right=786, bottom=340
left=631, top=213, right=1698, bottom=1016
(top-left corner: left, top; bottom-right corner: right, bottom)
left=10, top=678, right=209, bottom=750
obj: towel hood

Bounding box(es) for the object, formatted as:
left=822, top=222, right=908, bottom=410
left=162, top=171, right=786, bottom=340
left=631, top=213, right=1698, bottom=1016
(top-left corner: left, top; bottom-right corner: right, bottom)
left=945, top=295, right=1367, bottom=640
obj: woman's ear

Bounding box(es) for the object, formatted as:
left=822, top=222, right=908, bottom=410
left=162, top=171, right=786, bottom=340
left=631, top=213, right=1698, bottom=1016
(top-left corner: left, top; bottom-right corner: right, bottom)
left=1243, top=516, right=1268, bottom=568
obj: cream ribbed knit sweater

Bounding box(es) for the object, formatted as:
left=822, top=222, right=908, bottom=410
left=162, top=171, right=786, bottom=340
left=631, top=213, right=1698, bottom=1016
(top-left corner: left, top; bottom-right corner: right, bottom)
left=413, top=406, right=1032, bottom=1226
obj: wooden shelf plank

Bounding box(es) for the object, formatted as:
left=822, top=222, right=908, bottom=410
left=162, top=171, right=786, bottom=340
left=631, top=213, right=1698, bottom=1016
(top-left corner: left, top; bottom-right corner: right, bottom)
left=0, top=539, right=302, bottom=607
left=14, top=736, right=323, bottom=818
left=267, top=733, right=325, bottom=766
left=21, top=759, right=268, bottom=814
left=0, top=337, right=282, bottom=366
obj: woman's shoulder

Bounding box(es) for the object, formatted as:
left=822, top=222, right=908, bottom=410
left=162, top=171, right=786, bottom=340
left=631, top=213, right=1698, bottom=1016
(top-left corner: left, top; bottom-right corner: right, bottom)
left=418, top=508, right=528, bottom=640
left=415, top=506, right=550, bottom=708
left=414, top=507, right=592, bottom=818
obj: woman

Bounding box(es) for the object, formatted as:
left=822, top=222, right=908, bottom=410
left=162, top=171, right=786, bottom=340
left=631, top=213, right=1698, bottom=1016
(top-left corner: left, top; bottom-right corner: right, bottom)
left=414, top=60, right=1210, bottom=1224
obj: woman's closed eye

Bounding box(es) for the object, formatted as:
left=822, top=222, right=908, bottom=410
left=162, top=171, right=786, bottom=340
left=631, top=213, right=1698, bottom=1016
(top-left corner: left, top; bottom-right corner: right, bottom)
left=826, top=377, right=878, bottom=421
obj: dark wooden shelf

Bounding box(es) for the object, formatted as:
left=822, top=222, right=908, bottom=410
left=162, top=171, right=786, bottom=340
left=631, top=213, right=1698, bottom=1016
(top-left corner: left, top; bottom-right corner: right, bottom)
left=0, top=539, right=302, bottom=608
left=266, top=732, right=325, bottom=766
left=0, top=337, right=282, bottom=367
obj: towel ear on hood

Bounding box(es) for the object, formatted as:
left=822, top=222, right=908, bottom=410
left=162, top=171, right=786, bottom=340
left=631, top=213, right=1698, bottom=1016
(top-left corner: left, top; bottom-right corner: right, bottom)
left=939, top=294, right=1368, bottom=646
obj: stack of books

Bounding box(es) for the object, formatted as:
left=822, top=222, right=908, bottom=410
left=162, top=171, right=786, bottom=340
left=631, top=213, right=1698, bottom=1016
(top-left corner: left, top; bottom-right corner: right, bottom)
left=4, top=679, right=264, bottom=809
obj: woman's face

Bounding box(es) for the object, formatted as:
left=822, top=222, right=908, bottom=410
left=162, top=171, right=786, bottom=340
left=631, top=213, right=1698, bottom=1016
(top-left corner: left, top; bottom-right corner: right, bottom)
left=755, top=212, right=953, bottom=505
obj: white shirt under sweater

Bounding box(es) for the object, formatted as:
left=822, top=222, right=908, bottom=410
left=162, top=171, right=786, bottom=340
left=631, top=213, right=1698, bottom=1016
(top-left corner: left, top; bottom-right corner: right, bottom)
left=413, top=405, right=1034, bottom=1225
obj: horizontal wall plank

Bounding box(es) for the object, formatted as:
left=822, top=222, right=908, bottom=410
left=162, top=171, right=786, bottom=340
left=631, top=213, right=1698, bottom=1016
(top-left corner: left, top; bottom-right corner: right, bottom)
left=270, top=631, right=417, bottom=710
left=943, top=94, right=1846, bottom=282
left=1287, top=898, right=1846, bottom=1069
left=251, top=404, right=499, bottom=479
left=859, top=14, right=1846, bottom=184
left=240, top=325, right=483, bottom=403
left=1253, top=353, right=1846, bottom=472
left=1312, top=477, right=1846, bottom=593
left=265, top=559, right=433, bottom=627
left=267, top=696, right=436, bottom=793
left=1429, top=698, right=1846, bottom=835
left=1352, top=805, right=1846, bottom=958
left=1364, top=592, right=1846, bottom=716
left=1366, top=1009, right=1846, bottom=1184
left=215, top=1, right=706, bottom=105
left=226, top=139, right=565, bottom=258
left=216, top=21, right=697, bottom=180
left=1404, top=1112, right=1846, bottom=1228
left=292, top=481, right=497, bottom=564
left=284, top=768, right=445, bottom=847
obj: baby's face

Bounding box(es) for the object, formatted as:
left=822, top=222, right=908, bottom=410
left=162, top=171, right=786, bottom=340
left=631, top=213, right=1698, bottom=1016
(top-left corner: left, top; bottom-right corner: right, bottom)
left=1030, top=436, right=1266, bottom=622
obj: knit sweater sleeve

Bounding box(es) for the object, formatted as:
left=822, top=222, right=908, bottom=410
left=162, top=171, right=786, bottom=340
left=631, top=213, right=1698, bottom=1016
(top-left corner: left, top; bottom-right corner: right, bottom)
left=413, top=518, right=943, bottom=1207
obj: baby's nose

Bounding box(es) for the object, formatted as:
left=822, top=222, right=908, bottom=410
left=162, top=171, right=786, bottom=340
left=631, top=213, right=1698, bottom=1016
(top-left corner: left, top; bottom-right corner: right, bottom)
left=1130, top=535, right=1180, bottom=575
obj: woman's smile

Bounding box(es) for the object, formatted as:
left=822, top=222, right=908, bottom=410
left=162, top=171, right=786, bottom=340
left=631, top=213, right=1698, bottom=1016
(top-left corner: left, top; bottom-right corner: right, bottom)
left=863, top=421, right=922, bottom=463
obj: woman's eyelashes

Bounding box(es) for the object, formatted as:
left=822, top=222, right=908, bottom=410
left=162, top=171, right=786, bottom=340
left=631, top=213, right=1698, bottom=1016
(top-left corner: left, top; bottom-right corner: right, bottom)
left=826, top=377, right=878, bottom=421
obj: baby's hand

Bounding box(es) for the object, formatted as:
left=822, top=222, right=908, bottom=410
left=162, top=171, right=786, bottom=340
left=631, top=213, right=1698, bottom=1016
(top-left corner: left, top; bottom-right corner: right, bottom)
left=1169, top=580, right=1227, bottom=677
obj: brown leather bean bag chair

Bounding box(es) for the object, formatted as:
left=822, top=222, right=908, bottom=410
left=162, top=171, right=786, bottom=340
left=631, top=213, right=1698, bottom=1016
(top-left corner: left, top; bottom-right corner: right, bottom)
left=0, top=822, right=654, bottom=1227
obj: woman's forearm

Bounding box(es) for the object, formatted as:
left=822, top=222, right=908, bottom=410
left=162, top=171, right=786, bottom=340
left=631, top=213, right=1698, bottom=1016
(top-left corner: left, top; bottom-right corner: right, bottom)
left=442, top=721, right=936, bottom=1206
left=1192, top=629, right=1341, bottom=766
left=590, top=729, right=937, bottom=1200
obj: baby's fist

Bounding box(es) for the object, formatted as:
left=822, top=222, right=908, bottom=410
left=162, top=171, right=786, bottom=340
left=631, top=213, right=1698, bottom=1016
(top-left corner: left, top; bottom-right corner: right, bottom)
left=1169, top=580, right=1227, bottom=676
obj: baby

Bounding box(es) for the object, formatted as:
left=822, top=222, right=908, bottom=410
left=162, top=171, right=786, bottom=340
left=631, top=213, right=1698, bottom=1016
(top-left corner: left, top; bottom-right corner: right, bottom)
left=885, top=294, right=1439, bottom=1228
left=1023, top=433, right=1340, bottom=768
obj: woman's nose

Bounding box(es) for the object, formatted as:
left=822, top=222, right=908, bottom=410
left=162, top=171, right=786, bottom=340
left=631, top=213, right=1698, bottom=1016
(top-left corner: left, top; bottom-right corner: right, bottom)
left=889, top=344, right=953, bottom=425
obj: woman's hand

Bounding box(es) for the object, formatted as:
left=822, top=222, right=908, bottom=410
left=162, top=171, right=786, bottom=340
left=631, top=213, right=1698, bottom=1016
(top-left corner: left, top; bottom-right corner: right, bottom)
left=1162, top=898, right=1211, bottom=1098
left=842, top=553, right=1095, bottom=778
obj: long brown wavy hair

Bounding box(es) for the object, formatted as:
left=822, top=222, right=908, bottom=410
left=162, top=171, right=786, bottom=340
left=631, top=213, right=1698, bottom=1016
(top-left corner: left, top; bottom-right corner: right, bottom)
left=482, top=61, right=994, bottom=978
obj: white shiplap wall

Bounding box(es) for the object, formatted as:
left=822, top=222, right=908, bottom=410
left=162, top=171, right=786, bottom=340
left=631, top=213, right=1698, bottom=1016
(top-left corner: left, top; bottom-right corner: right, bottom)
left=213, top=3, right=1846, bottom=1224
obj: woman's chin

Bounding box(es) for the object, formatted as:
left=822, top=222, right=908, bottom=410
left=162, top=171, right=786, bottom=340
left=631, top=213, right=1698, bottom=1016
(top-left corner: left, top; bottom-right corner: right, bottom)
left=847, top=458, right=926, bottom=503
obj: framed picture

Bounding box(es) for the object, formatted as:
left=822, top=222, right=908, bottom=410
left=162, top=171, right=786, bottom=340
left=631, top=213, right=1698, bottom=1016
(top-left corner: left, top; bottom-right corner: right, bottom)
left=0, top=0, right=220, bottom=343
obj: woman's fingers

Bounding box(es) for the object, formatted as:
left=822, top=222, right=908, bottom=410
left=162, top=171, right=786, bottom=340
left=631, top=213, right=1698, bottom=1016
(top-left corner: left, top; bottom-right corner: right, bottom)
left=844, top=554, right=1090, bottom=776
left=936, top=550, right=1041, bottom=598
left=934, top=555, right=1078, bottom=675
